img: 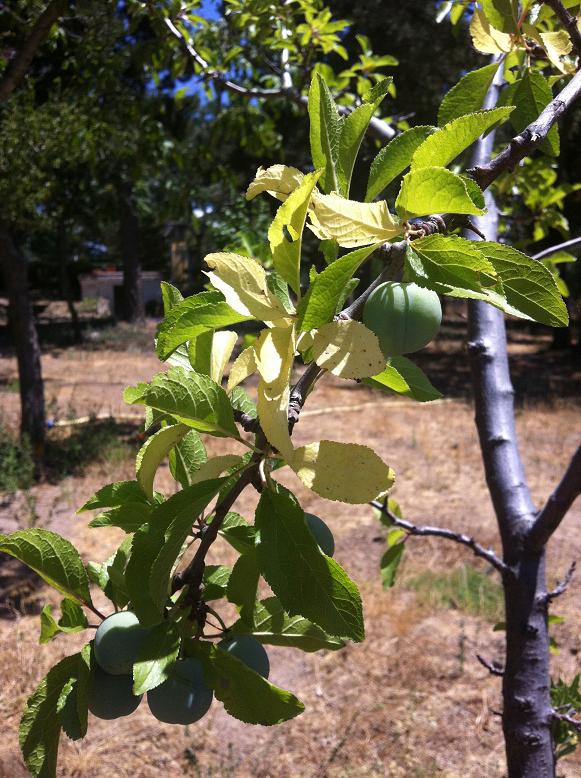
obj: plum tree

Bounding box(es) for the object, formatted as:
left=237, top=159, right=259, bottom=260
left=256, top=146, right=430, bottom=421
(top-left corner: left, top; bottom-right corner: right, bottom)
left=218, top=636, right=270, bottom=679
left=94, top=611, right=149, bottom=675
left=147, top=658, right=213, bottom=725
left=362, top=281, right=442, bottom=357
left=88, top=667, right=142, bottom=720
left=305, top=513, right=335, bottom=557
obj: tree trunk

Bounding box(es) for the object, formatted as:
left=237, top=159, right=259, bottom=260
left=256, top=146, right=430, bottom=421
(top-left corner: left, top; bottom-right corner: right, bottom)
left=0, top=228, right=46, bottom=468
left=58, top=221, right=82, bottom=343
left=117, top=183, right=144, bottom=323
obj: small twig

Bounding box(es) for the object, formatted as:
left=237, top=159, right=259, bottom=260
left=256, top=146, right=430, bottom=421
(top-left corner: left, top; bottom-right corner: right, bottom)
left=541, top=0, right=581, bottom=61
left=84, top=602, right=106, bottom=621
left=370, top=501, right=509, bottom=575
left=476, top=653, right=505, bottom=676
left=552, top=710, right=581, bottom=732
left=545, top=561, right=576, bottom=602
left=532, top=236, right=581, bottom=261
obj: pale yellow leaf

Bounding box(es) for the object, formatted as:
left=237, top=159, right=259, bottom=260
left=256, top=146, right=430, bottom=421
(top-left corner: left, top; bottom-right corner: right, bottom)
left=189, top=454, right=244, bottom=486
left=227, top=346, right=257, bottom=393
left=290, top=440, right=395, bottom=504
left=309, top=192, right=402, bottom=248
left=136, top=423, right=189, bottom=498
left=539, top=30, right=574, bottom=74
left=245, top=165, right=305, bottom=202
left=210, top=331, right=238, bottom=385
left=255, top=326, right=296, bottom=460
left=257, top=382, right=294, bottom=461
left=205, top=252, right=288, bottom=322
left=470, top=9, right=513, bottom=54
left=311, top=320, right=385, bottom=379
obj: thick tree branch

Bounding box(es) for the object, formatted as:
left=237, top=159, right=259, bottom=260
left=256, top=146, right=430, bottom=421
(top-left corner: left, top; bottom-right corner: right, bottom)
left=370, top=500, right=509, bottom=574
left=0, top=0, right=66, bottom=104
left=528, top=446, right=581, bottom=549
left=542, top=0, right=581, bottom=61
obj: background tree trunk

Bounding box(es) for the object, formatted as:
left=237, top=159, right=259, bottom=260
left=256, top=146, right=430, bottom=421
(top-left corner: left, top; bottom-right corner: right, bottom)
left=0, top=228, right=46, bottom=468
left=117, top=182, right=144, bottom=323
left=58, top=220, right=82, bottom=343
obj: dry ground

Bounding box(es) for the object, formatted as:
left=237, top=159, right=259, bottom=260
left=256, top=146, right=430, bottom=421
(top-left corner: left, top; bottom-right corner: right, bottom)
left=0, top=319, right=580, bottom=777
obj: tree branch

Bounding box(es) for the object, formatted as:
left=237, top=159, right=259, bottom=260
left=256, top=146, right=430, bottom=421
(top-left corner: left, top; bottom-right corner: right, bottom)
left=552, top=710, right=581, bottom=732
left=528, top=446, right=581, bottom=549
left=477, top=653, right=505, bottom=676
left=544, top=560, right=576, bottom=602
left=541, top=0, right=581, bottom=61
left=468, top=68, right=581, bottom=190
left=0, top=0, right=66, bottom=104
left=370, top=500, right=509, bottom=574
left=532, top=236, right=581, bottom=260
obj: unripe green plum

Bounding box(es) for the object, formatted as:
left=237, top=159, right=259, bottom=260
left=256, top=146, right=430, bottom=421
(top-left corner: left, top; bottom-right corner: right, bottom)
left=147, top=658, right=213, bottom=725
left=362, top=281, right=442, bottom=357
left=94, top=611, right=149, bottom=675
left=305, top=513, right=335, bottom=557
left=219, top=635, right=270, bottom=679
left=88, top=667, right=142, bottom=720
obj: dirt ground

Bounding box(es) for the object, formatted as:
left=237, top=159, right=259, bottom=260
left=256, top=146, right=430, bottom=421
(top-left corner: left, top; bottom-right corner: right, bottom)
left=0, top=318, right=580, bottom=778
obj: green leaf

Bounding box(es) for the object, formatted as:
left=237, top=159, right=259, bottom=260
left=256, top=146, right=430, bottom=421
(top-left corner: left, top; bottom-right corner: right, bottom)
left=231, top=596, right=345, bottom=652
left=266, top=270, right=295, bottom=314
left=365, top=126, right=437, bottom=202
left=411, top=108, right=514, bottom=170
left=438, top=63, right=499, bottom=126
left=337, top=78, right=392, bottom=197
left=268, top=170, right=321, bottom=295
left=217, top=511, right=256, bottom=554
left=168, top=429, right=207, bottom=489
left=308, top=73, right=341, bottom=193
left=298, top=243, right=379, bottom=331
left=88, top=502, right=152, bottom=533
left=133, top=621, right=181, bottom=695
left=405, top=235, right=498, bottom=293
left=0, top=529, right=92, bottom=606
left=19, top=652, right=87, bottom=777
left=363, top=357, right=443, bottom=402
left=187, top=329, right=214, bottom=376
left=193, top=641, right=304, bottom=725
left=155, top=291, right=249, bottom=360
left=395, top=167, right=486, bottom=218
left=476, top=242, right=569, bottom=326
left=229, top=387, right=257, bottom=421
left=160, top=281, right=184, bottom=314
left=511, top=72, right=559, bottom=157
left=482, top=0, right=518, bottom=32
left=39, top=599, right=88, bottom=644
left=136, top=424, right=190, bottom=498
left=380, top=535, right=406, bottom=589
left=227, top=550, right=260, bottom=622
left=125, top=479, right=226, bottom=624
left=255, top=483, right=364, bottom=642
left=78, top=480, right=148, bottom=512
left=202, top=564, right=231, bottom=601
left=125, top=367, right=239, bottom=439
left=87, top=538, right=132, bottom=608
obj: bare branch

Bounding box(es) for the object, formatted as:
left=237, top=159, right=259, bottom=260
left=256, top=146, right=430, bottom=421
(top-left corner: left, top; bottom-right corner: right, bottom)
left=528, top=446, right=581, bottom=549
left=476, top=653, right=505, bottom=676
left=552, top=710, right=581, bottom=732
left=0, top=0, right=66, bottom=104
left=541, top=0, right=581, bottom=61
left=544, top=561, right=576, bottom=602
left=370, top=500, right=509, bottom=575
left=532, top=236, right=581, bottom=260
left=468, top=68, right=581, bottom=190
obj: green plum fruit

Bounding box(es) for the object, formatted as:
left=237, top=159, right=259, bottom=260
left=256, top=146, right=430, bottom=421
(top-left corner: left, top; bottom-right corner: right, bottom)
left=88, top=667, right=142, bottom=720
left=362, top=281, right=442, bottom=357
left=305, top=513, right=335, bottom=556
left=147, top=658, right=213, bottom=725
left=218, top=635, right=270, bottom=679
left=94, top=611, right=150, bottom=675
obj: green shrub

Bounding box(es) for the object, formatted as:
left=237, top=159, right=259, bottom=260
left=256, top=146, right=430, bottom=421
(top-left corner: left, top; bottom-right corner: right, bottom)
left=0, top=426, right=34, bottom=493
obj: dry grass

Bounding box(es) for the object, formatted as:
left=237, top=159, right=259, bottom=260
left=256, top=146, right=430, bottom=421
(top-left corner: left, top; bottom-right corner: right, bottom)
left=1, top=321, right=580, bottom=778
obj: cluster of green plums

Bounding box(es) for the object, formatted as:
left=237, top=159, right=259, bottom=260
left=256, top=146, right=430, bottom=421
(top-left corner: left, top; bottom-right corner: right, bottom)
left=87, top=512, right=335, bottom=724
left=362, top=281, right=442, bottom=357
